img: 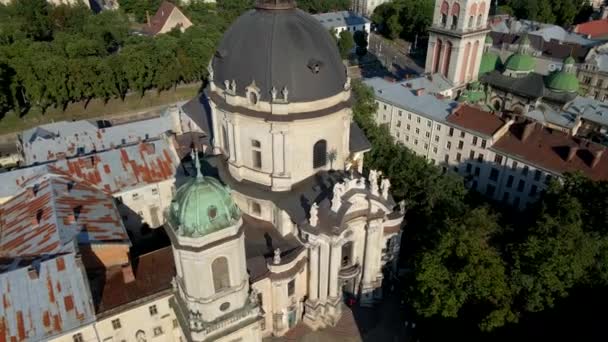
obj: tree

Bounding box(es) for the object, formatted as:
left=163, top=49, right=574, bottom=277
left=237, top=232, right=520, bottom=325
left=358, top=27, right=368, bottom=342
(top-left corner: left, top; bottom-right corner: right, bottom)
left=337, top=30, right=354, bottom=59
left=0, top=62, right=11, bottom=114
left=411, top=208, right=516, bottom=331
left=371, top=0, right=433, bottom=41
left=13, top=0, right=52, bottom=41
left=353, top=30, right=368, bottom=56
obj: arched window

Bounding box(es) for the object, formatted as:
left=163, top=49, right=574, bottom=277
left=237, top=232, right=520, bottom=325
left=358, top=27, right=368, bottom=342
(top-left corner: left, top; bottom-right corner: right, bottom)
left=433, top=39, right=443, bottom=74
left=248, top=91, right=258, bottom=105
left=451, top=2, right=461, bottom=29
left=478, top=2, right=486, bottom=27
left=443, top=41, right=453, bottom=77
left=469, top=2, right=478, bottom=28
left=313, top=140, right=327, bottom=168
left=440, top=1, right=449, bottom=27
left=212, top=257, right=230, bottom=292
left=342, top=242, right=353, bottom=267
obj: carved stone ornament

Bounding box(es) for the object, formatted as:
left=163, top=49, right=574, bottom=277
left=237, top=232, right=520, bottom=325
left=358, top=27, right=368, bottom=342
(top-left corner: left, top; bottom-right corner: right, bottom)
left=273, top=248, right=281, bottom=264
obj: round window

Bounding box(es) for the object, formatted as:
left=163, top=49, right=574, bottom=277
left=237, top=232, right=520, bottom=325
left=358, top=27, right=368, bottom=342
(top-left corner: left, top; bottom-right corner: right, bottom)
left=208, top=206, right=218, bottom=220
left=220, top=302, right=230, bottom=311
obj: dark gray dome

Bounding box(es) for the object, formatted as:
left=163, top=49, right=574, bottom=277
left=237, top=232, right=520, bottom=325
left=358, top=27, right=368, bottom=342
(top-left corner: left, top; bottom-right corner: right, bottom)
left=212, top=7, right=347, bottom=103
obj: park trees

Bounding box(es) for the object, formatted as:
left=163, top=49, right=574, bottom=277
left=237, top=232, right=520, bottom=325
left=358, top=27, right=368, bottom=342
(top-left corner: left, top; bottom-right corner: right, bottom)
left=371, top=0, right=433, bottom=41
left=337, top=30, right=355, bottom=59
left=507, top=0, right=591, bottom=26
left=351, top=80, right=608, bottom=332
left=0, top=0, right=248, bottom=115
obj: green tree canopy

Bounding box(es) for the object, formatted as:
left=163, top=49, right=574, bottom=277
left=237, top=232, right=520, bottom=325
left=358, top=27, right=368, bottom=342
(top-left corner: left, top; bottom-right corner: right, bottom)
left=337, top=30, right=354, bottom=59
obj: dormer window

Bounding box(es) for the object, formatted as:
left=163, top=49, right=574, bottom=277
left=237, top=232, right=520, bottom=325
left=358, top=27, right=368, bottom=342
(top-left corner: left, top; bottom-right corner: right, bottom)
left=245, top=80, right=261, bottom=105
left=307, top=59, right=323, bottom=74
left=208, top=206, right=218, bottom=220
left=249, top=91, right=258, bottom=105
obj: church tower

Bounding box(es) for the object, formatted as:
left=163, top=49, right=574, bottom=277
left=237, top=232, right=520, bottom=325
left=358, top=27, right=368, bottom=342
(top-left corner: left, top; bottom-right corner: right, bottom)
left=424, top=0, right=491, bottom=87
left=165, top=154, right=262, bottom=342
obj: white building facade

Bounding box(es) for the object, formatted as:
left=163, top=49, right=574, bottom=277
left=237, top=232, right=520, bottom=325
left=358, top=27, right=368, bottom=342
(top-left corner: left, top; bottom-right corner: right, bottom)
left=367, top=77, right=608, bottom=210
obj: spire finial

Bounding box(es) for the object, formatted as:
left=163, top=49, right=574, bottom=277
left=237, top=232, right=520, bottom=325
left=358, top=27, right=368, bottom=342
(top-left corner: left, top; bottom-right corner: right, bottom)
left=191, top=148, right=203, bottom=179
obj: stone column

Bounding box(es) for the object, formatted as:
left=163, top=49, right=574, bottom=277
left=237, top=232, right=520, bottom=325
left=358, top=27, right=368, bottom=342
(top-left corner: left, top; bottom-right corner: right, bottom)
left=308, top=243, right=320, bottom=301
left=362, top=221, right=382, bottom=284
left=271, top=127, right=286, bottom=176
left=318, top=240, right=330, bottom=301
left=227, top=119, right=237, bottom=163
left=328, top=241, right=342, bottom=298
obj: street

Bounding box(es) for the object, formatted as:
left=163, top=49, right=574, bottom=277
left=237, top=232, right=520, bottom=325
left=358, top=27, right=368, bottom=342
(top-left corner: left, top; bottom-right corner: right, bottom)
left=368, top=33, right=425, bottom=78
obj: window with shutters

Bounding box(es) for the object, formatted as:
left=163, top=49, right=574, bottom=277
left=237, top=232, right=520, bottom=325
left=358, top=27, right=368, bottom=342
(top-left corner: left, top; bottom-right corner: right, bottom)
left=313, top=140, right=327, bottom=168
left=212, top=257, right=231, bottom=292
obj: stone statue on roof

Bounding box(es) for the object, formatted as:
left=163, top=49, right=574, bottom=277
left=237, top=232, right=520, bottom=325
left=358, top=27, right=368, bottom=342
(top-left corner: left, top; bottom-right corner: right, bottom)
left=369, top=170, right=379, bottom=196
left=309, top=202, right=319, bottom=227
left=273, top=248, right=281, bottom=264
left=381, top=178, right=391, bottom=200
left=331, top=182, right=345, bottom=212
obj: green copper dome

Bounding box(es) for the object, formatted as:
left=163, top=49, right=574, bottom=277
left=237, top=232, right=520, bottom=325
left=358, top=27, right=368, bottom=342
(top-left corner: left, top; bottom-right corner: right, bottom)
left=546, top=69, right=579, bottom=93
left=479, top=52, right=502, bottom=75
left=168, top=155, right=241, bottom=238
left=505, top=53, right=535, bottom=72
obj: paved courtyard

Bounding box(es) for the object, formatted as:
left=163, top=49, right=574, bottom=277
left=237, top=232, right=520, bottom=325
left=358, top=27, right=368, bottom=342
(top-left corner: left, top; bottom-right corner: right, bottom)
left=265, top=290, right=419, bottom=342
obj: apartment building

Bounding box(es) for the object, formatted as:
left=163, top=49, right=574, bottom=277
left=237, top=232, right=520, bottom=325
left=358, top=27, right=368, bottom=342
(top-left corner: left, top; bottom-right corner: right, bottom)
left=367, top=77, right=608, bottom=209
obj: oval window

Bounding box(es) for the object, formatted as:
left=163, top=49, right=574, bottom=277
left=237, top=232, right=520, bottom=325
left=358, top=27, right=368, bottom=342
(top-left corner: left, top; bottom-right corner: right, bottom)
left=208, top=206, right=218, bottom=220
left=220, top=302, right=230, bottom=311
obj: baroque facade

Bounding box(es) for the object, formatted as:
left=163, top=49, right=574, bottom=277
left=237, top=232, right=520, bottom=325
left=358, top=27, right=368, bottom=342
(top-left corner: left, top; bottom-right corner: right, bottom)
left=0, top=2, right=404, bottom=341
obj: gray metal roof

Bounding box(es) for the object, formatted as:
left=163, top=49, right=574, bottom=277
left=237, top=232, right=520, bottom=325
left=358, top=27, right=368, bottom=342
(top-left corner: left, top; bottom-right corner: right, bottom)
left=212, top=8, right=347, bottom=103
left=363, top=77, right=458, bottom=122
left=565, top=96, right=608, bottom=126
left=349, top=122, right=371, bottom=153
left=313, top=11, right=370, bottom=30
left=0, top=253, right=96, bottom=342
left=20, top=113, right=175, bottom=166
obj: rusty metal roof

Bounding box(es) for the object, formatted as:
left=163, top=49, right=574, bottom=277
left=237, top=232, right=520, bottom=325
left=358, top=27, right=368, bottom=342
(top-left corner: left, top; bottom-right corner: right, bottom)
left=0, top=173, right=129, bottom=259
left=1, top=137, right=180, bottom=200
left=0, top=253, right=96, bottom=342
left=20, top=113, right=175, bottom=166
left=51, top=137, right=180, bottom=194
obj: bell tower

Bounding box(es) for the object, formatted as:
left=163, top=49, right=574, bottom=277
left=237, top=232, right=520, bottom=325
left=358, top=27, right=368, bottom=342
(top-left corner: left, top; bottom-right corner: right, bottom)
left=424, top=0, right=491, bottom=87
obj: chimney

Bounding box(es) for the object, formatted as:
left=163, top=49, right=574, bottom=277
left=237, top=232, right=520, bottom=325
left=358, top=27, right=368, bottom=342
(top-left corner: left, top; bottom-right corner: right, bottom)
left=591, top=149, right=604, bottom=168
left=567, top=145, right=579, bottom=162
left=122, top=263, right=136, bottom=283
left=146, top=10, right=151, bottom=27
left=520, top=121, right=535, bottom=141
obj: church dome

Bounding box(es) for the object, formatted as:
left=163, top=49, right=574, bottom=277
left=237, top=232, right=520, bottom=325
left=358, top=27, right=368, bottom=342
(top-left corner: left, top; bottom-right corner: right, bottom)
left=546, top=58, right=579, bottom=93
left=211, top=0, right=347, bottom=103
left=479, top=52, right=502, bottom=75
left=504, top=53, right=535, bottom=73
left=168, top=174, right=241, bottom=238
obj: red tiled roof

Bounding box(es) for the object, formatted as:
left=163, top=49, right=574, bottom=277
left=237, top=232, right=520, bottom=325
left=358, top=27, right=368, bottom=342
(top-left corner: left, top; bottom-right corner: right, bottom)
left=96, top=246, right=175, bottom=314
left=492, top=122, right=608, bottom=180
left=575, top=19, right=608, bottom=38
left=145, top=1, right=181, bottom=35
left=446, top=104, right=506, bottom=137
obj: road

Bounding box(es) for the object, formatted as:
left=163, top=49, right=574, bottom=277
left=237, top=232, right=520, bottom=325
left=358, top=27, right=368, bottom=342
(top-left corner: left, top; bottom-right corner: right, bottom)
left=368, top=33, right=425, bottom=78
